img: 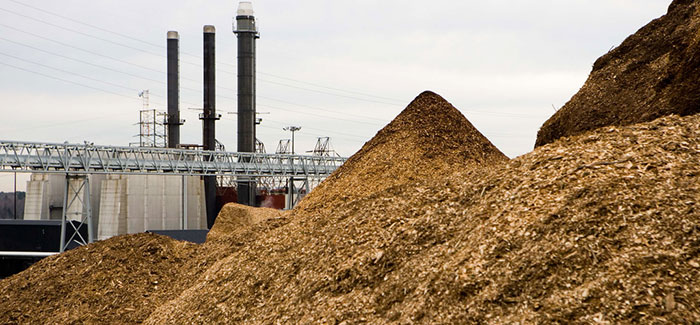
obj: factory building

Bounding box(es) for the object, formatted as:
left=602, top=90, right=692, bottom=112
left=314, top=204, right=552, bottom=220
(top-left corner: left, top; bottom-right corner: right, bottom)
left=23, top=174, right=207, bottom=239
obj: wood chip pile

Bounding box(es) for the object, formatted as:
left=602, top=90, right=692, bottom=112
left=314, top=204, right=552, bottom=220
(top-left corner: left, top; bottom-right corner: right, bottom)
left=0, top=233, right=199, bottom=324
left=207, top=203, right=287, bottom=243
left=295, top=90, right=507, bottom=216
left=143, top=112, right=699, bottom=324
left=0, top=204, right=286, bottom=324
left=536, top=0, right=700, bottom=147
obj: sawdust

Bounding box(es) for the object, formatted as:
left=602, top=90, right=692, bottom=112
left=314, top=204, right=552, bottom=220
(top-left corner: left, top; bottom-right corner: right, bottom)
left=536, top=0, right=700, bottom=147
left=143, top=90, right=507, bottom=324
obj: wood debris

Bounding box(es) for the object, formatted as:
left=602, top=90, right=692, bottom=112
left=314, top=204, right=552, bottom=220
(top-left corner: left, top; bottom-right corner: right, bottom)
left=536, top=0, right=700, bottom=147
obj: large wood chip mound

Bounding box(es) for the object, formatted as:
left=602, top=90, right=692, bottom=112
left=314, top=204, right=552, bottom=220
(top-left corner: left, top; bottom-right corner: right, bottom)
left=1, top=88, right=697, bottom=323
left=536, top=0, right=700, bottom=147
left=147, top=113, right=698, bottom=324
left=296, top=90, right=508, bottom=214
left=0, top=233, right=198, bottom=324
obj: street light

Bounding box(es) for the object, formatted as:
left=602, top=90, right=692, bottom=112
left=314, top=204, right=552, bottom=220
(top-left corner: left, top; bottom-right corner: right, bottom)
left=283, top=126, right=302, bottom=154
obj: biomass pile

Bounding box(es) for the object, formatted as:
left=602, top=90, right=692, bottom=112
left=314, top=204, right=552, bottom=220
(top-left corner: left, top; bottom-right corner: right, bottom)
left=535, top=0, right=700, bottom=147
left=0, top=233, right=198, bottom=324
left=294, top=90, right=508, bottom=215
left=0, top=204, right=287, bottom=324
left=144, top=91, right=508, bottom=324
left=207, top=203, right=287, bottom=243
left=144, top=109, right=699, bottom=323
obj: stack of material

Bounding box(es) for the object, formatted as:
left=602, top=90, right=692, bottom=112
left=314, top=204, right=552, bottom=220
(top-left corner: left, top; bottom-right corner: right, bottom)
left=536, top=0, right=700, bottom=147
left=0, top=205, right=288, bottom=324
left=143, top=91, right=508, bottom=323
left=143, top=111, right=699, bottom=323
left=295, top=90, right=508, bottom=215
left=206, top=203, right=286, bottom=243
left=0, top=233, right=198, bottom=324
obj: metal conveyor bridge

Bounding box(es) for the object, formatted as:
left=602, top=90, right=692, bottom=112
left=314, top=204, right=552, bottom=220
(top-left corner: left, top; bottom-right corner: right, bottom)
left=0, top=140, right=348, bottom=253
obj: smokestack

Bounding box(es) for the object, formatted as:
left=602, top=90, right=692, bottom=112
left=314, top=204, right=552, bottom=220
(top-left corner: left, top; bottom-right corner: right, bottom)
left=202, top=25, right=219, bottom=228
left=234, top=1, right=259, bottom=206
left=166, top=31, right=183, bottom=149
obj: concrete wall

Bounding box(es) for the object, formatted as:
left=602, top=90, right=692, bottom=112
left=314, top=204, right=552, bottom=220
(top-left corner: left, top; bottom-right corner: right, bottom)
left=123, top=175, right=206, bottom=234
left=24, top=173, right=207, bottom=242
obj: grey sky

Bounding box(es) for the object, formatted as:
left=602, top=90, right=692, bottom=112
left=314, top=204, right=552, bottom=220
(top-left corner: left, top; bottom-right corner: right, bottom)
left=0, top=0, right=671, bottom=191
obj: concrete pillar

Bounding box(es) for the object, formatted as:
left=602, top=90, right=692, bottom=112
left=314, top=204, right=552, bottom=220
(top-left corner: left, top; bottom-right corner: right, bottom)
left=24, top=174, right=49, bottom=220
left=98, top=175, right=127, bottom=240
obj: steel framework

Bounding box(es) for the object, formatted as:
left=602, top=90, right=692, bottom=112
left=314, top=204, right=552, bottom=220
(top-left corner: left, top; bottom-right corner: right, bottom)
left=0, top=140, right=347, bottom=252
left=0, top=140, right=346, bottom=177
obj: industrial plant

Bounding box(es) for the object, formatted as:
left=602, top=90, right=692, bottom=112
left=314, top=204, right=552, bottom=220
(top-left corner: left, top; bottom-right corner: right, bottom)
left=0, top=1, right=345, bottom=272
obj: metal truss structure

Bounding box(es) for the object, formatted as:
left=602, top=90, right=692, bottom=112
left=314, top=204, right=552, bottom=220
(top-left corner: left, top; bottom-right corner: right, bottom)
left=0, top=140, right=347, bottom=252
left=307, top=137, right=340, bottom=157
left=0, top=141, right=346, bottom=177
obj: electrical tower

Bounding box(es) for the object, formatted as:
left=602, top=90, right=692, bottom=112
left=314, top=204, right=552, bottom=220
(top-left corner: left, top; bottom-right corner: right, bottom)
left=256, top=139, right=266, bottom=154
left=134, top=90, right=167, bottom=148
left=275, top=139, right=291, bottom=154
left=308, top=137, right=340, bottom=157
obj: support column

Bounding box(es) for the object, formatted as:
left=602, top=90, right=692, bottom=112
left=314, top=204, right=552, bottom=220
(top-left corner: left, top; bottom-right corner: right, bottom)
left=59, top=175, right=93, bottom=252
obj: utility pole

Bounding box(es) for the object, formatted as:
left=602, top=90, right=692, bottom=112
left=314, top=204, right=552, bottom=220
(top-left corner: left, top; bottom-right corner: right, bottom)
left=283, top=126, right=302, bottom=154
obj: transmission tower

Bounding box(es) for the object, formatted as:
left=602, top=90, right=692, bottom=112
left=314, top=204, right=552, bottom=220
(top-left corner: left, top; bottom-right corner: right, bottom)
left=308, top=137, right=340, bottom=157
left=134, top=90, right=167, bottom=147
left=256, top=138, right=266, bottom=154
left=275, top=139, right=291, bottom=154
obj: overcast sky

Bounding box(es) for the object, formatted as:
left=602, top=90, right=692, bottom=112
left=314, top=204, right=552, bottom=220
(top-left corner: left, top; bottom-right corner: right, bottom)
left=0, top=0, right=671, bottom=191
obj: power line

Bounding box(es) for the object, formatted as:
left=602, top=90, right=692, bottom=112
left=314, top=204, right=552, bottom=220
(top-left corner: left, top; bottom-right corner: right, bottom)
left=263, top=118, right=371, bottom=140
left=257, top=95, right=392, bottom=122
left=257, top=77, right=402, bottom=106
left=0, top=6, right=207, bottom=69
left=257, top=104, right=384, bottom=126
left=258, top=71, right=405, bottom=103
left=0, top=61, right=144, bottom=101
left=0, top=51, right=143, bottom=94
left=6, top=0, right=163, bottom=50
left=0, top=23, right=164, bottom=75
left=0, top=2, right=542, bottom=138
left=0, top=35, right=390, bottom=127
left=0, top=3, right=410, bottom=106
left=0, top=35, right=210, bottom=100
left=0, top=7, right=164, bottom=57
left=0, top=36, right=167, bottom=85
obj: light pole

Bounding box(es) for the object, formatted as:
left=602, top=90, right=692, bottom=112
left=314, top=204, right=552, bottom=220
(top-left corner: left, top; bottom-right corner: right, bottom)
left=283, top=126, right=302, bottom=154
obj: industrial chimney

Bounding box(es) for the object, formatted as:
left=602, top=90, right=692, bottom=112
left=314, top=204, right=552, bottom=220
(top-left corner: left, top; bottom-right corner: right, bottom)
left=202, top=25, right=219, bottom=228
left=234, top=1, right=259, bottom=206
left=165, top=31, right=183, bottom=149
